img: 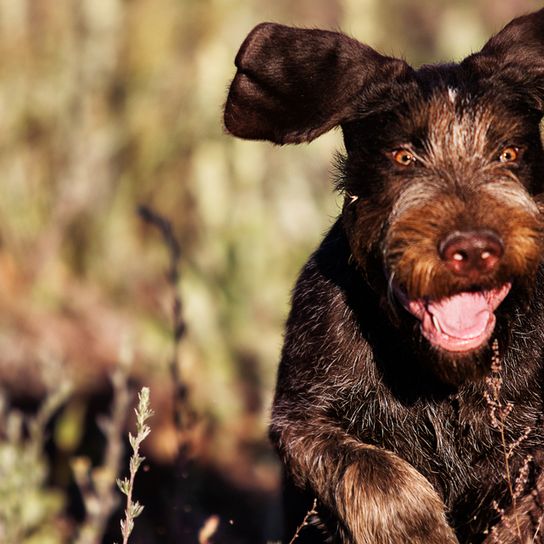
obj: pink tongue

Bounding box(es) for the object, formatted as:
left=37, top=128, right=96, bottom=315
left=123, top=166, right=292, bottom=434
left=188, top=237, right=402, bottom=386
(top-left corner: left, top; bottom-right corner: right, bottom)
left=427, top=292, right=490, bottom=339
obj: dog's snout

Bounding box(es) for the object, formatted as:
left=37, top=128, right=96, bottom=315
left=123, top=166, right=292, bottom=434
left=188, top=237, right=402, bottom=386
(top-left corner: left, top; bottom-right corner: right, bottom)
left=439, top=230, right=503, bottom=278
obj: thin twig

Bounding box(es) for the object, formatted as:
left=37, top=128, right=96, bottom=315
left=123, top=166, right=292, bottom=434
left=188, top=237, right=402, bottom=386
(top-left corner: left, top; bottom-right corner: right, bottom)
left=484, top=339, right=529, bottom=541
left=532, top=511, right=544, bottom=541
left=138, top=205, right=189, bottom=436
left=138, top=205, right=195, bottom=537
left=486, top=341, right=520, bottom=539
left=74, top=357, right=132, bottom=544
left=117, top=387, right=154, bottom=544
left=289, top=498, right=318, bottom=544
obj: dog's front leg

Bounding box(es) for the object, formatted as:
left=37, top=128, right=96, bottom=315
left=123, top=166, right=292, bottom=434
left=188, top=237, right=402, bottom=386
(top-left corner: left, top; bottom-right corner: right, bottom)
left=272, top=418, right=458, bottom=544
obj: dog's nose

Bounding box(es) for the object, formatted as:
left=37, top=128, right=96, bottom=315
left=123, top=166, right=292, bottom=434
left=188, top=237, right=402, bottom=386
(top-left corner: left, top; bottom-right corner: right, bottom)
left=439, top=230, right=503, bottom=277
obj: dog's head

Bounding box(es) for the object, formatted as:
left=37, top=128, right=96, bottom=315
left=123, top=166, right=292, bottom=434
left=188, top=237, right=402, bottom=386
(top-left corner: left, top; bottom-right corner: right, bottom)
left=224, top=10, right=544, bottom=383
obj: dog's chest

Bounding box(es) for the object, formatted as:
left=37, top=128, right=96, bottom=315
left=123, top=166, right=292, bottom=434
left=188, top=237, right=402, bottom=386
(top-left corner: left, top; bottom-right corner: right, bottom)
left=353, top=384, right=541, bottom=504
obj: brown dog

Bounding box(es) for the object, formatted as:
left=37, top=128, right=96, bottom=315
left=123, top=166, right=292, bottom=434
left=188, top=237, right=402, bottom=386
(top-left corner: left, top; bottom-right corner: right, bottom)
left=225, top=10, right=544, bottom=544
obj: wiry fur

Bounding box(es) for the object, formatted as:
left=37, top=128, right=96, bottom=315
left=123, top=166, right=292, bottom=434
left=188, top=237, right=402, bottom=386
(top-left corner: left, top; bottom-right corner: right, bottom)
left=225, top=9, right=544, bottom=544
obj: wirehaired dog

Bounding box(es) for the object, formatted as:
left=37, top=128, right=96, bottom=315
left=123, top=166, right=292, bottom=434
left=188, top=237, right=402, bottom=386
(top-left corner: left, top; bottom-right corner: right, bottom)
left=225, top=9, right=544, bottom=544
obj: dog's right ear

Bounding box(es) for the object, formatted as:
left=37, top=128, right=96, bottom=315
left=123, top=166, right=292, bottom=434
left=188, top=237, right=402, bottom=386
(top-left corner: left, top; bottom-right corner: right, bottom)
left=224, top=23, right=412, bottom=145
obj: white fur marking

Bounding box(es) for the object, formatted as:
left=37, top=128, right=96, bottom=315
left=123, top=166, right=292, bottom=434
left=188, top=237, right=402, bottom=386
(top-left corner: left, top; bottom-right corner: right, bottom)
left=482, top=181, right=539, bottom=215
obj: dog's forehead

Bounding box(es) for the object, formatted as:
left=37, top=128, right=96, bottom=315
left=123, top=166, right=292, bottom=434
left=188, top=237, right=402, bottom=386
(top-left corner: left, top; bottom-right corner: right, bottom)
left=342, top=63, right=535, bottom=159
left=395, top=74, right=527, bottom=154
left=425, top=89, right=490, bottom=153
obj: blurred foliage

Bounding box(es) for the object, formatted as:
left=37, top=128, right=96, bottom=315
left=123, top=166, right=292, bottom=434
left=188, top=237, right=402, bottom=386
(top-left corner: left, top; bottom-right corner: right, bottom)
left=0, top=427, right=64, bottom=544
left=0, top=380, right=70, bottom=543
left=0, top=0, right=539, bottom=542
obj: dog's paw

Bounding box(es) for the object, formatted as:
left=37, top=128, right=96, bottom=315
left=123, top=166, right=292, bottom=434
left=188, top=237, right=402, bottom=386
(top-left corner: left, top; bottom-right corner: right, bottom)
left=338, top=449, right=459, bottom=544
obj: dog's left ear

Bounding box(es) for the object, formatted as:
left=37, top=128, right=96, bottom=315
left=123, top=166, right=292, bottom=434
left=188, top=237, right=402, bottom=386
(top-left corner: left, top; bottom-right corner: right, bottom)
left=463, top=9, right=544, bottom=111
left=224, top=23, right=412, bottom=144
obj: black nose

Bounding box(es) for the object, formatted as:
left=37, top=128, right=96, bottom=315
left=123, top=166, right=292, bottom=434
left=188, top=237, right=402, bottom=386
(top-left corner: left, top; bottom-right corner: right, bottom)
left=438, top=230, right=504, bottom=278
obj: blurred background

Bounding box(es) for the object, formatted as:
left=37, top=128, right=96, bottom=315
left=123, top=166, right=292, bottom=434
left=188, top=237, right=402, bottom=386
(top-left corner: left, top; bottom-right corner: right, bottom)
left=0, top=0, right=540, bottom=542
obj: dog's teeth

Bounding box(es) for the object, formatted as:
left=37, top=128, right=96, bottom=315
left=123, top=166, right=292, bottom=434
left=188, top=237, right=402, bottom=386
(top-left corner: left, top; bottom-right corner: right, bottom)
left=432, top=315, right=442, bottom=334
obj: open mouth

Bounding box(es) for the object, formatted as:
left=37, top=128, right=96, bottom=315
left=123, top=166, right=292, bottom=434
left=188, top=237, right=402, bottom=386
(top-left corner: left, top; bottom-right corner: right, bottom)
left=396, top=283, right=511, bottom=353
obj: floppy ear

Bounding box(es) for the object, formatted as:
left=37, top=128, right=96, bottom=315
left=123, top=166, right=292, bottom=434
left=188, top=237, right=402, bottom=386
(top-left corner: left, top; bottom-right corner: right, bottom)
left=224, top=23, right=413, bottom=144
left=462, top=9, right=544, bottom=110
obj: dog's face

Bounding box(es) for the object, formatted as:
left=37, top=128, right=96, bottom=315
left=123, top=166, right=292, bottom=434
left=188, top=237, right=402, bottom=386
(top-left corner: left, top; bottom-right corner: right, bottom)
left=224, top=10, right=544, bottom=383
left=341, top=80, right=544, bottom=356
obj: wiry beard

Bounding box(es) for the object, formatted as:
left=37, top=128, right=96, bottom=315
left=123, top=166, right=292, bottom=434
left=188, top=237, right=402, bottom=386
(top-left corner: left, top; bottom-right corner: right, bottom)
left=419, top=334, right=495, bottom=386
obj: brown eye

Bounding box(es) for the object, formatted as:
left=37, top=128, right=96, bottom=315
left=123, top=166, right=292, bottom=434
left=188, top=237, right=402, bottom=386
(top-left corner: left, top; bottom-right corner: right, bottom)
left=392, top=149, right=416, bottom=167
left=499, top=146, right=519, bottom=163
